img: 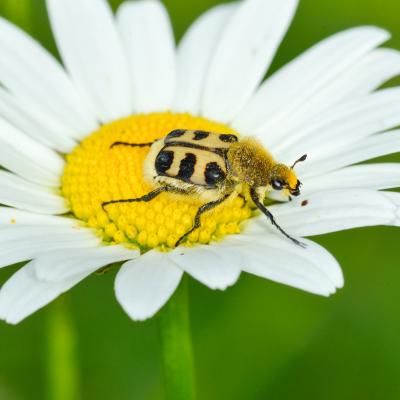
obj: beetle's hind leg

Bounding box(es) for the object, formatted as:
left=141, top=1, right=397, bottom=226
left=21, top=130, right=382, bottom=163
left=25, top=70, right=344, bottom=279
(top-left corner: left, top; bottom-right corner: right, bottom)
left=249, top=187, right=306, bottom=248
left=175, top=194, right=231, bottom=247
left=110, top=141, right=155, bottom=149
left=102, top=185, right=187, bottom=209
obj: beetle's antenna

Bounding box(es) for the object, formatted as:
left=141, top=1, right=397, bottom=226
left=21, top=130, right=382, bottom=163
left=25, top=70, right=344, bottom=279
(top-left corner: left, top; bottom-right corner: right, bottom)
left=291, top=154, right=307, bottom=169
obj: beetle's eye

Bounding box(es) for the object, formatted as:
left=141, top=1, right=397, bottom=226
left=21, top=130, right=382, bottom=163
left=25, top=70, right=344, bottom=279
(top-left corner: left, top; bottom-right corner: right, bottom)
left=271, top=179, right=285, bottom=190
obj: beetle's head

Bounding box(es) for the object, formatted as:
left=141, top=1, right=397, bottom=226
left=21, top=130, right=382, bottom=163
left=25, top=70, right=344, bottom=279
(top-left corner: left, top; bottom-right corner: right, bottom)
left=269, top=154, right=307, bottom=196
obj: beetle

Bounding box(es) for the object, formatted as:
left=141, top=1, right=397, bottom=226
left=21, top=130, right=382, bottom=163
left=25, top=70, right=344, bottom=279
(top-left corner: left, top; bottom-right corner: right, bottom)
left=103, top=129, right=307, bottom=247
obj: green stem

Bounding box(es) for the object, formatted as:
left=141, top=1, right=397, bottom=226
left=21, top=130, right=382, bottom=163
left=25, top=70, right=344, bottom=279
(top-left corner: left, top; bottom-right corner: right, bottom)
left=159, top=276, right=196, bottom=400
left=2, top=0, right=32, bottom=32
left=45, top=297, right=80, bottom=400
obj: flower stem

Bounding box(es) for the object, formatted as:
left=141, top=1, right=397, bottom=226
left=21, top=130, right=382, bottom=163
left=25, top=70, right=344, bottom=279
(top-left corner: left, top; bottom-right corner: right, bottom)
left=45, top=297, right=80, bottom=400
left=159, top=276, right=196, bottom=400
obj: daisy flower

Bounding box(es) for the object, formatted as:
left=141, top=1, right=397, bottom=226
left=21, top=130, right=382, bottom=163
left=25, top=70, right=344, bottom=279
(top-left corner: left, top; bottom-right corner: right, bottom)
left=0, top=0, right=399, bottom=325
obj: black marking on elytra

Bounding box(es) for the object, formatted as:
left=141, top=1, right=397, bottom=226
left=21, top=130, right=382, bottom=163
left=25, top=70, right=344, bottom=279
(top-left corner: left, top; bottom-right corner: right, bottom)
left=193, top=130, right=209, bottom=141
left=178, top=153, right=196, bottom=181
left=219, top=134, right=238, bottom=143
left=163, top=141, right=225, bottom=157
left=204, top=162, right=226, bottom=186
left=166, top=129, right=186, bottom=139
left=155, top=150, right=174, bottom=174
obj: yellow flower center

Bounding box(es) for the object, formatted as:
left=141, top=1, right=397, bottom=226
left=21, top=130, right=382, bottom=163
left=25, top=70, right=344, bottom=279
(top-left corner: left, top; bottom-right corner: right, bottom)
left=62, top=112, right=253, bottom=251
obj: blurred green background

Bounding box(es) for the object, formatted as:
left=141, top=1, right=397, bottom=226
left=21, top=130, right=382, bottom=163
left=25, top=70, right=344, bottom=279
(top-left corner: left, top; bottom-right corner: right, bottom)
left=0, top=0, right=400, bottom=399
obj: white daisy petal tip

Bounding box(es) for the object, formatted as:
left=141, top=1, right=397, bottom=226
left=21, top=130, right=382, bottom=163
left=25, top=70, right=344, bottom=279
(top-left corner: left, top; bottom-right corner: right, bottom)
left=233, top=231, right=344, bottom=297
left=169, top=244, right=242, bottom=291
left=115, top=251, right=183, bottom=321
left=353, top=25, right=390, bottom=42
left=0, top=264, right=77, bottom=325
left=0, top=245, right=139, bottom=324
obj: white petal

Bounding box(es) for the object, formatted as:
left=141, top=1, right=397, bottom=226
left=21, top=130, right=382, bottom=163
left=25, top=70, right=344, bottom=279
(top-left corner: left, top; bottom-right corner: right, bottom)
left=299, top=130, right=400, bottom=178
left=0, top=17, right=98, bottom=137
left=115, top=251, right=182, bottom=321
left=47, top=0, right=133, bottom=122
left=0, top=117, right=64, bottom=186
left=250, top=48, right=400, bottom=139
left=173, top=3, right=236, bottom=114
left=382, top=191, right=400, bottom=224
left=234, top=26, right=389, bottom=139
left=0, top=225, right=95, bottom=242
left=169, top=244, right=241, bottom=290
left=299, top=48, right=400, bottom=116
left=202, top=0, right=298, bottom=122
left=0, top=88, right=77, bottom=152
left=301, top=48, right=400, bottom=113
left=305, top=163, right=400, bottom=193
left=0, top=264, right=86, bottom=324
left=0, top=207, right=76, bottom=226
left=350, top=48, right=400, bottom=89
left=33, top=245, right=137, bottom=282
left=276, top=88, right=400, bottom=165
left=269, top=189, right=399, bottom=236
left=233, top=235, right=342, bottom=296
left=0, top=171, right=68, bottom=214
left=0, top=225, right=99, bottom=268
left=117, top=0, right=175, bottom=113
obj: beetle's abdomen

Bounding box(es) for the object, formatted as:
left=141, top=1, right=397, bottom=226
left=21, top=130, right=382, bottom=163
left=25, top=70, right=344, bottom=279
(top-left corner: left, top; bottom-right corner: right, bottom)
left=156, top=145, right=227, bottom=187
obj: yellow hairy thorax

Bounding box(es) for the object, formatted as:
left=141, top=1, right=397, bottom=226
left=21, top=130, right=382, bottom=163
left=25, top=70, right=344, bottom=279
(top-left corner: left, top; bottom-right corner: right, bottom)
left=227, top=138, right=274, bottom=187
left=61, top=112, right=253, bottom=251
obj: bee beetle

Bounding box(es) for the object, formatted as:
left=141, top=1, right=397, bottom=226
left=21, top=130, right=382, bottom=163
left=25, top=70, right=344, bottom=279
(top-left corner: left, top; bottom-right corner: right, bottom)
left=103, top=129, right=307, bottom=247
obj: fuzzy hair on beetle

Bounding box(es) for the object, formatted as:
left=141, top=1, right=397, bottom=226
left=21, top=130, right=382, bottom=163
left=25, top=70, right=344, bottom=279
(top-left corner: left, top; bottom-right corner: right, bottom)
left=103, top=129, right=307, bottom=247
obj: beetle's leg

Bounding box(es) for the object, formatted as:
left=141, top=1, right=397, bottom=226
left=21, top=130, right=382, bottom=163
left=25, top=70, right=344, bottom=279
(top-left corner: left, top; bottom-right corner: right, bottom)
left=102, top=185, right=187, bottom=209
left=250, top=187, right=306, bottom=248
left=175, top=194, right=231, bottom=247
left=238, top=193, right=247, bottom=208
left=110, top=141, right=155, bottom=149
